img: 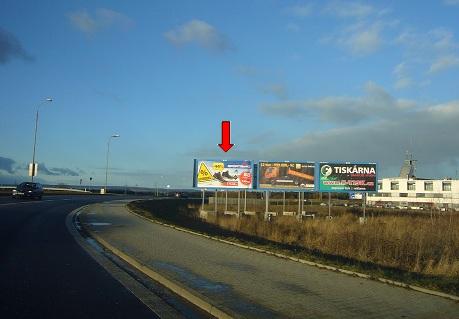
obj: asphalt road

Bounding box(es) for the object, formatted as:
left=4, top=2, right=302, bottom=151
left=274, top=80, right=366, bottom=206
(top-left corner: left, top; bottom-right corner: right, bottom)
left=0, top=195, right=158, bottom=319
left=82, top=201, right=459, bottom=319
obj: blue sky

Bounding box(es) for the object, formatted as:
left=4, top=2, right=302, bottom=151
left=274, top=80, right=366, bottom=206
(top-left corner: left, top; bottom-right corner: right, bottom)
left=1, top=0, right=459, bottom=188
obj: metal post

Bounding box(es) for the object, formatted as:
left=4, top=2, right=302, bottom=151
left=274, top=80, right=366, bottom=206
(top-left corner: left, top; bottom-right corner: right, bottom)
left=214, top=190, right=217, bottom=212
left=244, top=189, right=247, bottom=212
left=237, top=191, right=240, bottom=215
left=201, top=189, right=205, bottom=211
left=301, top=192, right=304, bottom=214
left=105, top=139, right=111, bottom=194
left=30, top=99, right=53, bottom=181
left=298, top=191, right=301, bottom=215
left=283, top=191, right=286, bottom=213
left=225, top=190, right=228, bottom=211
left=31, top=109, right=39, bottom=182
left=265, top=191, right=269, bottom=213
left=104, top=134, right=119, bottom=194
left=328, top=192, right=331, bottom=218
left=363, top=193, right=366, bottom=219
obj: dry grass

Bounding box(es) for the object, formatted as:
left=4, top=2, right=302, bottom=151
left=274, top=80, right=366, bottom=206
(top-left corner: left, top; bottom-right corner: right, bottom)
left=129, top=199, right=459, bottom=294
left=208, top=213, right=459, bottom=278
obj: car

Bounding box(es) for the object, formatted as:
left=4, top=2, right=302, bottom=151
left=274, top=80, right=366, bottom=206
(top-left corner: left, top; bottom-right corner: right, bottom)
left=12, top=182, right=44, bottom=200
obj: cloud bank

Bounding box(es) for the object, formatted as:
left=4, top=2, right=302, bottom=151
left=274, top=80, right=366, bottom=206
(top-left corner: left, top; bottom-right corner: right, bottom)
left=68, top=8, right=133, bottom=34
left=0, top=27, right=33, bottom=64
left=164, top=19, right=231, bottom=52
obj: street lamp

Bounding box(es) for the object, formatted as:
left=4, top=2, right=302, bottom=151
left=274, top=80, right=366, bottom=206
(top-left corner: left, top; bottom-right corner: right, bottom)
left=31, top=97, right=53, bottom=182
left=104, top=134, right=120, bottom=194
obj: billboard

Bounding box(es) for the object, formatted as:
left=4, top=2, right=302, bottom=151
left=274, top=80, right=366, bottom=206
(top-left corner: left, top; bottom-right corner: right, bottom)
left=194, top=159, right=253, bottom=189
left=318, top=163, right=377, bottom=192
left=258, top=161, right=315, bottom=190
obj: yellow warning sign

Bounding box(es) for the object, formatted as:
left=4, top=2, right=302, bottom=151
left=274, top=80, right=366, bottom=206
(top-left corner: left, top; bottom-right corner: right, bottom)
left=198, top=162, right=214, bottom=182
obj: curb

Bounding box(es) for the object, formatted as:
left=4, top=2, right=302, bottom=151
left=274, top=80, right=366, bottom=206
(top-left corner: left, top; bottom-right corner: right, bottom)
left=127, top=205, right=459, bottom=303
left=78, top=205, right=233, bottom=319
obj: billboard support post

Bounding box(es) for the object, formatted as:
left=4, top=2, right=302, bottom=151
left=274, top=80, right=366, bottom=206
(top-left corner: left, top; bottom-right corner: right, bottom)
left=201, top=189, right=205, bottom=211
left=363, top=193, right=366, bottom=219
left=283, top=191, right=286, bottom=213
left=237, top=191, right=240, bottom=216
left=244, top=190, right=247, bottom=212
left=214, top=190, right=217, bottom=213
left=328, top=192, right=331, bottom=218
left=225, top=190, right=228, bottom=212
left=301, top=192, right=304, bottom=213
left=297, top=191, right=301, bottom=215
left=264, top=191, right=269, bottom=219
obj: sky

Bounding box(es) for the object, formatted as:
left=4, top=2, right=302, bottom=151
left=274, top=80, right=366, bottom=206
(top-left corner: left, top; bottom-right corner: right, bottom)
left=1, top=0, right=459, bottom=188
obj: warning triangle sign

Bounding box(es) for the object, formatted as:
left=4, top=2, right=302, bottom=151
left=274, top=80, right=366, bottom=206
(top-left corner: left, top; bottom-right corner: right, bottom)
left=198, top=162, right=214, bottom=182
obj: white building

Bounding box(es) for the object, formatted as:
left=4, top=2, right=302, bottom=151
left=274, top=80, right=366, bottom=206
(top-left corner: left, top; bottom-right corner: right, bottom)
left=367, top=154, right=459, bottom=209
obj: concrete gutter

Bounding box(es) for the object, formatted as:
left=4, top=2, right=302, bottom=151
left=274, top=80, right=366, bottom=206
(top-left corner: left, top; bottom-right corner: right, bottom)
left=127, top=205, right=459, bottom=303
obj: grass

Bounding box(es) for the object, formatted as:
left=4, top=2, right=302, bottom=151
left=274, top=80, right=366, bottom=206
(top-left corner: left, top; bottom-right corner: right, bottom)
left=128, top=198, right=459, bottom=296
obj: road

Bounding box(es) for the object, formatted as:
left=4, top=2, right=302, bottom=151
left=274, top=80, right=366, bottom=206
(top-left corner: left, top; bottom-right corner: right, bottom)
left=0, top=195, right=159, bottom=319
left=81, top=201, right=459, bottom=319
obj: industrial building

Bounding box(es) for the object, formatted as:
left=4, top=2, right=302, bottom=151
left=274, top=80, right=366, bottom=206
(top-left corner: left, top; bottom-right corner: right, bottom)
left=367, top=154, right=459, bottom=210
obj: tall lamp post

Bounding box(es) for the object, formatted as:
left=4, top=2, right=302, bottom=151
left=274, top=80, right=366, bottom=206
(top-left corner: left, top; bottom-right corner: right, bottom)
left=31, top=98, right=53, bottom=182
left=104, top=134, right=120, bottom=194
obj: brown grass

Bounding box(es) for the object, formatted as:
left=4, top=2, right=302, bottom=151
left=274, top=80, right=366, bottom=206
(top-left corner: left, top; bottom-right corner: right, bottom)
left=207, top=212, right=459, bottom=278
left=128, top=199, right=459, bottom=294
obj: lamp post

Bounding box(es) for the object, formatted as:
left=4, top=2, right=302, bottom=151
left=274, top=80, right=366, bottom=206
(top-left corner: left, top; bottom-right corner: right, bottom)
left=104, top=134, right=120, bottom=194
left=31, top=98, right=53, bottom=181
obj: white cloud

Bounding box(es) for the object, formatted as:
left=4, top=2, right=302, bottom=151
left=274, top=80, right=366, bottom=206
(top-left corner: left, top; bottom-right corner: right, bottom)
left=164, top=19, right=230, bottom=52
left=395, top=27, right=459, bottom=76
left=285, top=4, right=314, bottom=17
left=322, top=21, right=384, bottom=56
left=396, top=28, right=458, bottom=59
left=346, top=24, right=382, bottom=55
left=429, top=55, right=459, bottom=73
left=393, top=62, right=413, bottom=89
left=325, top=1, right=374, bottom=18
left=260, top=84, right=288, bottom=100
left=68, top=8, right=133, bottom=34
left=260, top=82, right=415, bottom=124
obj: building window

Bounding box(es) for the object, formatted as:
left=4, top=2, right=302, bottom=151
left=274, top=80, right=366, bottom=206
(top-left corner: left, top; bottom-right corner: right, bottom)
left=407, top=182, right=416, bottom=191
left=400, top=193, right=408, bottom=197
left=416, top=193, right=425, bottom=198
left=378, top=183, right=382, bottom=190
left=391, top=182, right=399, bottom=190
left=442, top=182, right=451, bottom=191
left=424, top=182, right=433, bottom=191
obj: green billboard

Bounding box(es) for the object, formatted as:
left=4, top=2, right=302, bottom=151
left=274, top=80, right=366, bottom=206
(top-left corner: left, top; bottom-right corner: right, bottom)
left=318, top=162, right=377, bottom=192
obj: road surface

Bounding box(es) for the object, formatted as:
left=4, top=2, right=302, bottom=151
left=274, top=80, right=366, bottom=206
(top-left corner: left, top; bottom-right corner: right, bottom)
left=80, top=200, right=459, bottom=319
left=0, top=195, right=159, bottom=319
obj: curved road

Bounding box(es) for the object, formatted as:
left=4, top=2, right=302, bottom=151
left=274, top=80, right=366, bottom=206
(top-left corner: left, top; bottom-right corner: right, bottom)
left=0, top=195, right=158, bottom=319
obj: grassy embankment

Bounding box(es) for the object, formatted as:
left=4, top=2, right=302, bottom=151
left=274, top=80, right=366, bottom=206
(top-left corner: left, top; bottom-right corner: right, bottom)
left=128, top=199, right=459, bottom=296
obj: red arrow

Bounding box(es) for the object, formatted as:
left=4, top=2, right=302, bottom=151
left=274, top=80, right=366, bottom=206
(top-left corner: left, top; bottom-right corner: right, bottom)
left=218, top=120, right=234, bottom=152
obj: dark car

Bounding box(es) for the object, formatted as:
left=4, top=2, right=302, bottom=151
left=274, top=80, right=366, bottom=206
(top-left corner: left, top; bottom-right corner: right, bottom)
left=12, top=182, right=44, bottom=200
